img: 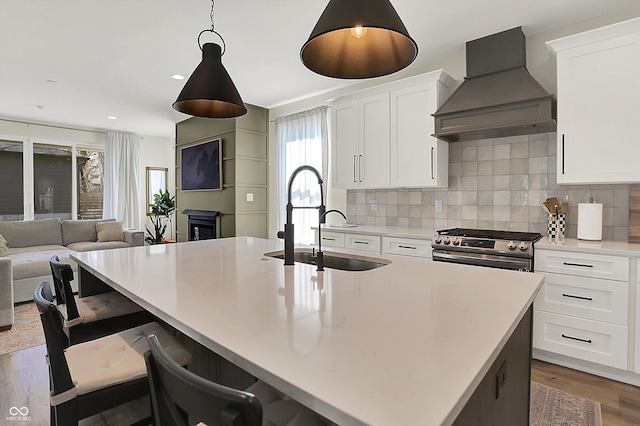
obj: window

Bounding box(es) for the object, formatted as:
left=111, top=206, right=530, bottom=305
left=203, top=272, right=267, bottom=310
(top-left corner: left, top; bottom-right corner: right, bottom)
left=0, top=138, right=103, bottom=221
left=33, top=143, right=72, bottom=219
left=275, top=107, right=328, bottom=245
left=0, top=140, right=24, bottom=220
left=77, top=149, right=104, bottom=219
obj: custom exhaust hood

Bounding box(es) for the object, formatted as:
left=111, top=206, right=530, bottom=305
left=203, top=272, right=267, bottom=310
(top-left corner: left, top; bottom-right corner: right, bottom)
left=433, top=27, right=556, bottom=143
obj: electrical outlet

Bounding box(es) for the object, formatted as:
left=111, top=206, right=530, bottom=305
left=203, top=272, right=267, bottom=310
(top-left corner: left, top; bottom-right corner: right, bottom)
left=370, top=199, right=377, bottom=211
left=496, top=361, right=507, bottom=399
left=246, top=193, right=254, bottom=202
left=435, top=199, right=443, bottom=212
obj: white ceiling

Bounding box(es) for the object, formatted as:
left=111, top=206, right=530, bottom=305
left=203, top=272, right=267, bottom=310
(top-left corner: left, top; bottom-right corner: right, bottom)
left=1, top=0, right=638, bottom=139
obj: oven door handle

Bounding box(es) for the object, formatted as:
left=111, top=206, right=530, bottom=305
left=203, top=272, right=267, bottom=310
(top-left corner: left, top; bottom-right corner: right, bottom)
left=432, top=250, right=532, bottom=271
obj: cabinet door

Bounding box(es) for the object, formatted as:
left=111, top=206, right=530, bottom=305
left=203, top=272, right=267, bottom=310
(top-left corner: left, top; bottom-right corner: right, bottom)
left=358, top=93, right=390, bottom=189
left=556, top=31, right=640, bottom=184
left=331, top=100, right=359, bottom=189
left=390, top=83, right=448, bottom=187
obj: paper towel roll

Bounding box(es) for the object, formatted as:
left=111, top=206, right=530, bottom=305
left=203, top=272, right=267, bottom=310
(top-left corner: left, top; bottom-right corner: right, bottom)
left=577, top=203, right=603, bottom=240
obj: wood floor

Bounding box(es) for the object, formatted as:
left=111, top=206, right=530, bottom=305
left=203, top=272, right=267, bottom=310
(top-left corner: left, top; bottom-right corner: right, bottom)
left=531, top=359, right=640, bottom=426
left=1, top=345, right=639, bottom=425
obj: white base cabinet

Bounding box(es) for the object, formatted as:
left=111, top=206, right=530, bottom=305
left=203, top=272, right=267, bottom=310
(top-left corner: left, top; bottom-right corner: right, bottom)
left=534, top=249, right=630, bottom=371
left=547, top=17, right=640, bottom=184
left=534, top=310, right=628, bottom=370
left=382, top=236, right=432, bottom=258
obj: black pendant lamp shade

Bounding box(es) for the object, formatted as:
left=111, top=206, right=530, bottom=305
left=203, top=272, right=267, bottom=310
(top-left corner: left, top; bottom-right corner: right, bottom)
left=301, top=0, right=418, bottom=79
left=173, top=43, right=247, bottom=118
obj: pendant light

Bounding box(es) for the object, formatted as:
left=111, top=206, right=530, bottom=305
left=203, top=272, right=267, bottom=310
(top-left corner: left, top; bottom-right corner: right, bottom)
left=300, top=0, right=418, bottom=79
left=173, top=0, right=247, bottom=118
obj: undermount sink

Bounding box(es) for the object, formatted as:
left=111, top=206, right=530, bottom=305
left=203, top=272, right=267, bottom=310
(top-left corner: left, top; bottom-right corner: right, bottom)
left=264, top=249, right=390, bottom=271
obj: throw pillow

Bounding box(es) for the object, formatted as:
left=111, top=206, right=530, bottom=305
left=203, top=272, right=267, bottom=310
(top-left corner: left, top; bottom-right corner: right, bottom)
left=0, top=233, right=8, bottom=252
left=96, top=221, right=125, bottom=242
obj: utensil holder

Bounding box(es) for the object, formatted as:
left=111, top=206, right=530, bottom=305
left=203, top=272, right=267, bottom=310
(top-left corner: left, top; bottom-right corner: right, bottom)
left=548, top=213, right=566, bottom=240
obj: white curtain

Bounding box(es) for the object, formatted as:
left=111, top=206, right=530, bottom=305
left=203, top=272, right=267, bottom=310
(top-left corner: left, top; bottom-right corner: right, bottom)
left=103, top=131, right=141, bottom=229
left=275, top=107, right=328, bottom=245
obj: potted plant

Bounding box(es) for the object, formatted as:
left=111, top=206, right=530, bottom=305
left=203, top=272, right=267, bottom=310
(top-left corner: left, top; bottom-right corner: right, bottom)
left=145, top=189, right=176, bottom=245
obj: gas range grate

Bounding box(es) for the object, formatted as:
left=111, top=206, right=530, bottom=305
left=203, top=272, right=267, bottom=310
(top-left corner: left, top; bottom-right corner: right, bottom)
left=436, top=228, right=543, bottom=242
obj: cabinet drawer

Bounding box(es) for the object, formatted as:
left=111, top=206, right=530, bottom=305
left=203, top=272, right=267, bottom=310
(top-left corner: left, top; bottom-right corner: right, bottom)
left=534, top=273, right=628, bottom=325
left=345, top=234, right=381, bottom=253
left=533, top=310, right=628, bottom=370
left=315, top=231, right=345, bottom=248
left=536, top=250, right=629, bottom=281
left=382, top=237, right=432, bottom=258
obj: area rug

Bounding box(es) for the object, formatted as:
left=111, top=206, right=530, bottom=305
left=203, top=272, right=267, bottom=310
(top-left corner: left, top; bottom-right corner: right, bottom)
left=0, top=302, right=44, bottom=356
left=530, top=381, right=602, bottom=426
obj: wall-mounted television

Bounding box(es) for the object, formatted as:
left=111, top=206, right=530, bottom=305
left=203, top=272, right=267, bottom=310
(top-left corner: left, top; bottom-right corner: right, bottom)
left=181, top=138, right=222, bottom=191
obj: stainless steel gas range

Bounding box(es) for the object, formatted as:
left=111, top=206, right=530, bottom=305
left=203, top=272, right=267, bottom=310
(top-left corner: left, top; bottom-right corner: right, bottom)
left=431, top=228, right=543, bottom=272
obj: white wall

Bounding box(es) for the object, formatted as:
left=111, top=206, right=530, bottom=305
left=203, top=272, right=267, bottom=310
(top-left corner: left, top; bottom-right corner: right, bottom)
left=140, top=134, right=176, bottom=239
left=0, top=117, right=175, bottom=234
left=266, top=6, right=640, bottom=238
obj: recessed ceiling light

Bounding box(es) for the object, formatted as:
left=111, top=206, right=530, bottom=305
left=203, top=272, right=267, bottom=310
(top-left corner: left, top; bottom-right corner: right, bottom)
left=171, top=74, right=185, bottom=80
left=107, top=116, right=117, bottom=120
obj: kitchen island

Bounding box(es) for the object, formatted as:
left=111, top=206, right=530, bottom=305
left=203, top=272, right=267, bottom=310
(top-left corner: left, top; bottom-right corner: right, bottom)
left=71, top=237, right=544, bottom=425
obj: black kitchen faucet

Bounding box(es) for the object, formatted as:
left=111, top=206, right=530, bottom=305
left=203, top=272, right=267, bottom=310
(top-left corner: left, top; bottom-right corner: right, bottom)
left=277, top=165, right=325, bottom=267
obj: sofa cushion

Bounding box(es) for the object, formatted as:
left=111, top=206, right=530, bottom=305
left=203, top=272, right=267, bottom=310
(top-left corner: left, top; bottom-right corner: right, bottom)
left=0, top=218, right=63, bottom=248
left=61, top=218, right=115, bottom=246
left=96, top=221, right=125, bottom=242
left=4, top=246, right=76, bottom=281
left=66, top=241, right=130, bottom=252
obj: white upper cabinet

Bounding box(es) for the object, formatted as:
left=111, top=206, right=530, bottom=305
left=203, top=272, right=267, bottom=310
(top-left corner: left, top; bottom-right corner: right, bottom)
left=331, top=93, right=390, bottom=189
left=332, top=100, right=360, bottom=189
left=358, top=92, right=391, bottom=189
left=331, top=70, right=454, bottom=190
left=547, top=17, right=640, bottom=184
left=390, top=73, right=454, bottom=187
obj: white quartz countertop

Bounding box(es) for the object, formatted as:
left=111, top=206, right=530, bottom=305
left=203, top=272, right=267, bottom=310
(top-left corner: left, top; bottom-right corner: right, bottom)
left=72, top=237, right=543, bottom=426
left=317, top=224, right=436, bottom=239
left=320, top=224, right=640, bottom=257
left=536, top=237, right=640, bottom=256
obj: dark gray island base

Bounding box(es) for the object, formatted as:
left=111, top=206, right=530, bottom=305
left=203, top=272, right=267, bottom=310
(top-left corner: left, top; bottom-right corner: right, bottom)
left=454, top=305, right=533, bottom=425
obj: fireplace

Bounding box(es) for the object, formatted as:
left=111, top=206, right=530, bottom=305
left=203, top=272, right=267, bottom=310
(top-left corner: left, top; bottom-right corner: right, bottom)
left=181, top=209, right=220, bottom=241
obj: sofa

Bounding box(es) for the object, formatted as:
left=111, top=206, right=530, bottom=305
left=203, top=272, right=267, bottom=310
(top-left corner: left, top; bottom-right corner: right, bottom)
left=0, top=217, right=144, bottom=330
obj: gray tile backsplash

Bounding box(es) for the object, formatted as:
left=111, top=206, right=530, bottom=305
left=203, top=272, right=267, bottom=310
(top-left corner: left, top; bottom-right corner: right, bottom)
left=346, top=133, right=630, bottom=241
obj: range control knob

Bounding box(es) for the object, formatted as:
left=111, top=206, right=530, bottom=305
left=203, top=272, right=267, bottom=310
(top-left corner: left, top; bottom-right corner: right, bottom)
left=443, top=237, right=451, bottom=245
left=434, top=237, right=442, bottom=245
left=452, top=238, right=461, bottom=246
left=507, top=241, right=517, bottom=250
left=518, top=242, right=529, bottom=251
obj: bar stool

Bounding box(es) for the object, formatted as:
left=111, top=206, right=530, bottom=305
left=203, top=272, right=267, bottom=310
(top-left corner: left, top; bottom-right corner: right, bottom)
left=34, top=281, right=192, bottom=425
left=49, top=255, right=152, bottom=346
left=145, top=334, right=330, bottom=426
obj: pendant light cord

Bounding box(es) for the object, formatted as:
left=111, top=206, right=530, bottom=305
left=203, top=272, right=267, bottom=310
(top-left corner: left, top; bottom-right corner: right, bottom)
left=210, top=0, right=215, bottom=32
left=198, top=0, right=225, bottom=54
